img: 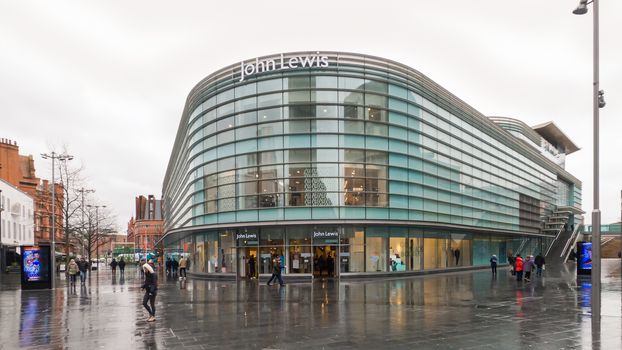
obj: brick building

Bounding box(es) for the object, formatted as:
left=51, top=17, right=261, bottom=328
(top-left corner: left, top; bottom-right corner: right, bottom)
left=95, top=232, right=130, bottom=259
left=0, top=138, right=64, bottom=247
left=127, top=195, right=163, bottom=255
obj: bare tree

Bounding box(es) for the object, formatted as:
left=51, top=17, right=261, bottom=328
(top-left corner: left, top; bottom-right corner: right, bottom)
left=53, top=149, right=86, bottom=263
left=79, top=204, right=117, bottom=262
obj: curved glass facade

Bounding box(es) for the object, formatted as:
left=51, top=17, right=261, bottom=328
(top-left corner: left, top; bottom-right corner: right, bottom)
left=162, top=52, right=582, bottom=278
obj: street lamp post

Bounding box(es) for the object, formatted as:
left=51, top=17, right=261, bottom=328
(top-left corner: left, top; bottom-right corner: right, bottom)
left=87, top=204, right=106, bottom=273
left=41, top=152, right=73, bottom=289
left=573, top=0, right=606, bottom=320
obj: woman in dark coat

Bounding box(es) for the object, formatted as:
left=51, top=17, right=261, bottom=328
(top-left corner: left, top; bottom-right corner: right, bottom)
left=141, top=261, right=158, bottom=322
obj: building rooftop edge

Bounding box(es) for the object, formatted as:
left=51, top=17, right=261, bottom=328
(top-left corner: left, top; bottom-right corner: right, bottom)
left=0, top=177, right=35, bottom=199
left=531, top=121, right=580, bottom=155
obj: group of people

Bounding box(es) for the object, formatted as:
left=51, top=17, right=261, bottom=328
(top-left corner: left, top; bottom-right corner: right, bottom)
left=66, top=257, right=92, bottom=286
left=109, top=258, right=126, bottom=276
left=506, top=253, right=546, bottom=281
left=165, top=256, right=189, bottom=279
left=314, top=253, right=335, bottom=277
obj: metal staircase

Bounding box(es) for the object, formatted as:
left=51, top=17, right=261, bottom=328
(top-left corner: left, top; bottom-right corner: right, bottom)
left=541, top=206, right=583, bottom=265
left=560, top=224, right=583, bottom=263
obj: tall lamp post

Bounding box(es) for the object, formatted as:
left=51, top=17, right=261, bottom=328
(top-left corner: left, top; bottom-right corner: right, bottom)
left=572, top=0, right=606, bottom=319
left=87, top=204, right=106, bottom=273
left=41, top=152, right=73, bottom=289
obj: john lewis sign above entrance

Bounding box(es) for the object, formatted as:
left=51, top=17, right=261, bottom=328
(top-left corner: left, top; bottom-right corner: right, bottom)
left=239, top=52, right=329, bottom=82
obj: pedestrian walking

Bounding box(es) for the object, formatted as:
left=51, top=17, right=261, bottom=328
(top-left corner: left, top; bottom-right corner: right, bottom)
left=267, top=260, right=284, bottom=286
left=248, top=254, right=256, bottom=279
left=515, top=254, right=524, bottom=281
left=67, top=258, right=79, bottom=285
left=141, top=261, right=158, bottom=322
left=318, top=254, right=326, bottom=276
left=110, top=258, right=118, bottom=274
left=172, top=258, right=179, bottom=276
left=327, top=253, right=335, bottom=277
left=77, top=257, right=89, bottom=284
left=165, top=258, right=172, bottom=276
left=534, top=253, right=545, bottom=277
left=118, top=258, right=126, bottom=277
left=524, top=256, right=535, bottom=281
left=178, top=256, right=188, bottom=279
left=490, top=254, right=498, bottom=276
left=507, top=253, right=516, bottom=275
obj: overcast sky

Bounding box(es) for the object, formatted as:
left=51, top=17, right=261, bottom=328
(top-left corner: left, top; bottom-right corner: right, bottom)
left=1, top=1, right=621, bottom=231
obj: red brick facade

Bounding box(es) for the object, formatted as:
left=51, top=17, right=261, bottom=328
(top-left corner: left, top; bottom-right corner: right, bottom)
left=127, top=195, right=163, bottom=253
left=0, top=138, right=64, bottom=245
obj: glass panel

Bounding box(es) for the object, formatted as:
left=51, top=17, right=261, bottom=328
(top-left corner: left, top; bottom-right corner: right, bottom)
left=238, top=195, right=258, bottom=209
left=289, top=245, right=312, bottom=273
left=286, top=149, right=311, bottom=163
left=450, top=233, right=472, bottom=267
left=408, top=235, right=423, bottom=271
left=389, top=237, right=407, bottom=271
left=257, top=121, right=283, bottom=137
left=366, top=236, right=387, bottom=272
left=257, top=78, right=282, bottom=93
left=235, top=125, right=256, bottom=140
left=258, top=93, right=282, bottom=108
left=257, top=107, right=282, bottom=121
left=340, top=227, right=365, bottom=272
left=259, top=247, right=284, bottom=274
left=260, top=227, right=284, bottom=245
left=220, top=231, right=236, bottom=273
left=236, top=111, right=257, bottom=126
left=259, top=150, right=283, bottom=165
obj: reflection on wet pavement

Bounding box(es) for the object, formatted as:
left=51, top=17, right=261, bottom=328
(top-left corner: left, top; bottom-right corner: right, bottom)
left=0, top=260, right=620, bottom=349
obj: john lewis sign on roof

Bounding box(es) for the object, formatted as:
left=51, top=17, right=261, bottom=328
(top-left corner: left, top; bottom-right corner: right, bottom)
left=239, top=52, right=329, bottom=82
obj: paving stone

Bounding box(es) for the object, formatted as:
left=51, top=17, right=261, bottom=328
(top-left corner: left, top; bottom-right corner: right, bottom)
left=0, top=260, right=620, bottom=349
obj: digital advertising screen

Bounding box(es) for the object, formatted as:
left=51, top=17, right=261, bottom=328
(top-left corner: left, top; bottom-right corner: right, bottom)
left=21, top=246, right=51, bottom=287
left=576, top=242, right=592, bottom=275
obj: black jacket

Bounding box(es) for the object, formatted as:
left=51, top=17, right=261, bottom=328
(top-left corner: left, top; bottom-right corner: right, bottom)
left=77, top=260, right=89, bottom=272
left=142, top=270, right=158, bottom=295
left=534, top=255, right=545, bottom=267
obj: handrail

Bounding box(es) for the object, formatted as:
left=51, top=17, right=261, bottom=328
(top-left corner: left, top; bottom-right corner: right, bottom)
left=516, top=238, right=529, bottom=255
left=545, top=225, right=565, bottom=257
left=561, top=224, right=583, bottom=263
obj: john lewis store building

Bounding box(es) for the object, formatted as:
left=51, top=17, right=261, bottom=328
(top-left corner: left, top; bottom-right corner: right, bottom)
left=162, top=51, right=582, bottom=280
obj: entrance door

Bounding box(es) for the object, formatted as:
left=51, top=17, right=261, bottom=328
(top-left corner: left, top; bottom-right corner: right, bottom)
left=313, top=245, right=337, bottom=278
left=238, top=247, right=258, bottom=279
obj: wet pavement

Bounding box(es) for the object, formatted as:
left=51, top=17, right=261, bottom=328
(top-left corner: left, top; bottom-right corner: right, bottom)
left=0, top=261, right=620, bottom=350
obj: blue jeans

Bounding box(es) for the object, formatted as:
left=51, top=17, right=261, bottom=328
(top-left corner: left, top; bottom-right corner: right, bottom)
left=80, top=271, right=87, bottom=283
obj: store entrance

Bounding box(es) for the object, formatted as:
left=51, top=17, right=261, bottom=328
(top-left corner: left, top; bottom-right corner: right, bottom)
left=313, top=245, right=337, bottom=278
left=238, top=247, right=258, bottom=279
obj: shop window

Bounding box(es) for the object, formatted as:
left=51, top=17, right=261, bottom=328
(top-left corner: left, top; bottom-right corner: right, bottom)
left=389, top=236, right=407, bottom=271
left=340, top=227, right=365, bottom=272
left=238, top=196, right=258, bottom=209
left=366, top=234, right=387, bottom=272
